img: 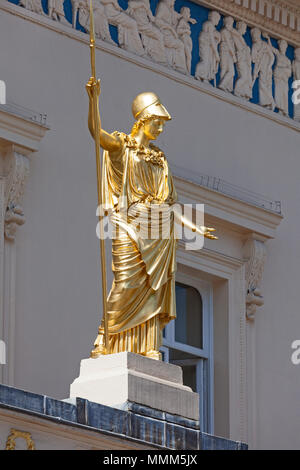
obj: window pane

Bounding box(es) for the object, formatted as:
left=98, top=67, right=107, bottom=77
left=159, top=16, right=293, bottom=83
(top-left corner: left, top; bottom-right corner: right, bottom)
left=175, top=282, right=203, bottom=349
left=168, top=349, right=198, bottom=393
left=182, top=365, right=197, bottom=393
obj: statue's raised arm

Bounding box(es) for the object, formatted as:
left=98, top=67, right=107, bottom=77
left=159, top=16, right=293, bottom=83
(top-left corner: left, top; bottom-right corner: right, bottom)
left=86, top=77, right=123, bottom=152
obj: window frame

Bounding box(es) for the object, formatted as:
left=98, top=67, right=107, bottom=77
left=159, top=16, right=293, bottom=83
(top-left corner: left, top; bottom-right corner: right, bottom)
left=161, top=271, right=214, bottom=433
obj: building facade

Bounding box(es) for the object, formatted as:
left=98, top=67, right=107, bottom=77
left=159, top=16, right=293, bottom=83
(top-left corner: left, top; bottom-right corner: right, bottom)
left=0, top=0, right=299, bottom=450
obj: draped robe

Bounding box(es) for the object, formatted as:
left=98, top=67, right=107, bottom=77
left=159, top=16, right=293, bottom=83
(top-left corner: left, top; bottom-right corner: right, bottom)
left=99, top=132, right=177, bottom=356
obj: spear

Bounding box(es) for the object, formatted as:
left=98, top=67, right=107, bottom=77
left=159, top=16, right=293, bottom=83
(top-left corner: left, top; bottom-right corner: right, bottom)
left=89, top=0, right=109, bottom=356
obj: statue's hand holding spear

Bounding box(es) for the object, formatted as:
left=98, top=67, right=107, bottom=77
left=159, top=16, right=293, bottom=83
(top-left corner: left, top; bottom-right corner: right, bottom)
left=86, top=76, right=101, bottom=140
left=86, top=0, right=101, bottom=142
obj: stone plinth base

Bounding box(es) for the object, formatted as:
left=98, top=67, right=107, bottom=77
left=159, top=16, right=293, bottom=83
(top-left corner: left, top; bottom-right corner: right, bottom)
left=70, top=352, right=199, bottom=421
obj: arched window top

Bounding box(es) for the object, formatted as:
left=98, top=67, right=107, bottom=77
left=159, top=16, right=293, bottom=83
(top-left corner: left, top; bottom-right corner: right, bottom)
left=175, top=282, right=203, bottom=349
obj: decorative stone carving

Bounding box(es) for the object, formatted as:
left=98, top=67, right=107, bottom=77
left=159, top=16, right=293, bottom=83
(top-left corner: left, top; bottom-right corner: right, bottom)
left=75, top=0, right=88, bottom=30
left=4, top=152, right=30, bottom=241
left=197, top=0, right=300, bottom=47
left=77, top=0, right=114, bottom=44
left=127, top=0, right=167, bottom=64
left=48, top=0, right=70, bottom=26
left=4, top=207, right=25, bottom=241
left=243, top=238, right=266, bottom=320
left=232, top=21, right=252, bottom=100
left=176, top=7, right=196, bottom=75
left=101, top=0, right=145, bottom=56
left=251, top=28, right=275, bottom=111
left=272, top=39, right=292, bottom=117
left=218, top=16, right=237, bottom=93
left=5, top=428, right=35, bottom=450
left=292, top=48, right=300, bottom=121
left=155, top=0, right=187, bottom=74
left=195, top=10, right=221, bottom=84
left=19, top=0, right=45, bottom=16
left=94, top=0, right=115, bottom=43
left=70, top=0, right=79, bottom=28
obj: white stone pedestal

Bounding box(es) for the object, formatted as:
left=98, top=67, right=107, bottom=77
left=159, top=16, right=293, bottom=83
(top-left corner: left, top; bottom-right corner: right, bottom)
left=70, top=352, right=199, bottom=420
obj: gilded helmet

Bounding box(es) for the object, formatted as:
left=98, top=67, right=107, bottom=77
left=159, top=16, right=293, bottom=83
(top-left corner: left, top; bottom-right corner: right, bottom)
left=132, top=92, right=171, bottom=121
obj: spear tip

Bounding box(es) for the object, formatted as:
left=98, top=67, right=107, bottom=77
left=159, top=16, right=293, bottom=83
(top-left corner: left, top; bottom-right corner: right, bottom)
left=89, top=0, right=96, bottom=77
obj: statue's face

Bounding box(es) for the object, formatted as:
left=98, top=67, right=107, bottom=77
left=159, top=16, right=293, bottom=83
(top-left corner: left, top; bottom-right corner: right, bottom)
left=239, top=23, right=247, bottom=35
left=279, top=40, right=288, bottom=54
left=251, top=28, right=261, bottom=42
left=143, top=118, right=165, bottom=141
left=181, top=7, right=190, bottom=20
left=211, top=12, right=220, bottom=26
left=225, top=17, right=234, bottom=30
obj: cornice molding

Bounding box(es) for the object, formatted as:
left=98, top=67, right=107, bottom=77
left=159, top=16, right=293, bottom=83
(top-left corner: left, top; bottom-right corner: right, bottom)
left=0, top=105, right=49, bottom=155
left=177, top=241, right=244, bottom=275
left=174, top=175, right=283, bottom=240
left=197, top=0, right=300, bottom=47
left=0, top=103, right=49, bottom=240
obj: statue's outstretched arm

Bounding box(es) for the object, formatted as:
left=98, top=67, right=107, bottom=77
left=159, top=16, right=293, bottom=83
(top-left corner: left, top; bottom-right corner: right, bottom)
left=173, top=204, right=218, bottom=240
left=86, top=77, right=122, bottom=152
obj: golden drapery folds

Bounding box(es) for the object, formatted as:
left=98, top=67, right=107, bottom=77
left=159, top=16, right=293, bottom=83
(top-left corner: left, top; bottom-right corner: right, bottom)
left=96, top=132, right=178, bottom=359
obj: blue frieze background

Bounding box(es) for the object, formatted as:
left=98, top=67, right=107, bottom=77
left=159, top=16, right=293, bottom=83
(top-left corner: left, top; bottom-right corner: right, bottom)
left=8, top=0, right=296, bottom=118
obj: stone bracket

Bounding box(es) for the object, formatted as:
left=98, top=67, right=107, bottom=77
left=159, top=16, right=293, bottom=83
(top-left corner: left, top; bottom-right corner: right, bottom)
left=3, top=150, right=30, bottom=241
left=243, top=236, right=267, bottom=320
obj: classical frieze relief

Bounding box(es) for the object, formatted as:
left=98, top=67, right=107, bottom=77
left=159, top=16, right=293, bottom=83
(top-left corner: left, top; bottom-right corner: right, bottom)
left=5, top=0, right=300, bottom=121
left=199, top=1, right=300, bottom=43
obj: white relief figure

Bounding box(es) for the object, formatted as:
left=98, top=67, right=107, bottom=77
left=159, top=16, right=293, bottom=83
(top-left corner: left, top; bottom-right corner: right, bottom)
left=127, top=0, right=167, bottom=64
left=155, top=0, right=187, bottom=74
left=251, top=28, right=275, bottom=111
left=76, top=0, right=89, bottom=29
left=195, top=10, right=221, bottom=85
left=271, top=39, right=292, bottom=117
left=292, top=48, right=300, bottom=122
left=19, top=0, right=45, bottom=16
left=77, top=0, right=114, bottom=44
left=94, top=0, right=115, bottom=43
left=101, top=0, right=145, bottom=56
left=71, top=0, right=79, bottom=27
left=232, top=21, right=252, bottom=100
left=218, top=16, right=237, bottom=93
left=176, top=7, right=196, bottom=74
left=48, top=0, right=70, bottom=25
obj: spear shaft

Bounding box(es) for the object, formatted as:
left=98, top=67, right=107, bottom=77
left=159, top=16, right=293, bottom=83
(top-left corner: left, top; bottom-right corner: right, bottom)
left=89, top=0, right=109, bottom=355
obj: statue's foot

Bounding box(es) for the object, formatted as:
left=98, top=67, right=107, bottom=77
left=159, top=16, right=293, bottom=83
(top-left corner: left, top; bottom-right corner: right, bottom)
left=90, top=344, right=106, bottom=358
left=146, top=350, right=162, bottom=361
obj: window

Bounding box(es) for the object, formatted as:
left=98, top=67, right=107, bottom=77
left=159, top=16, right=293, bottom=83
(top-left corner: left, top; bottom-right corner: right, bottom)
left=161, top=279, right=213, bottom=433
